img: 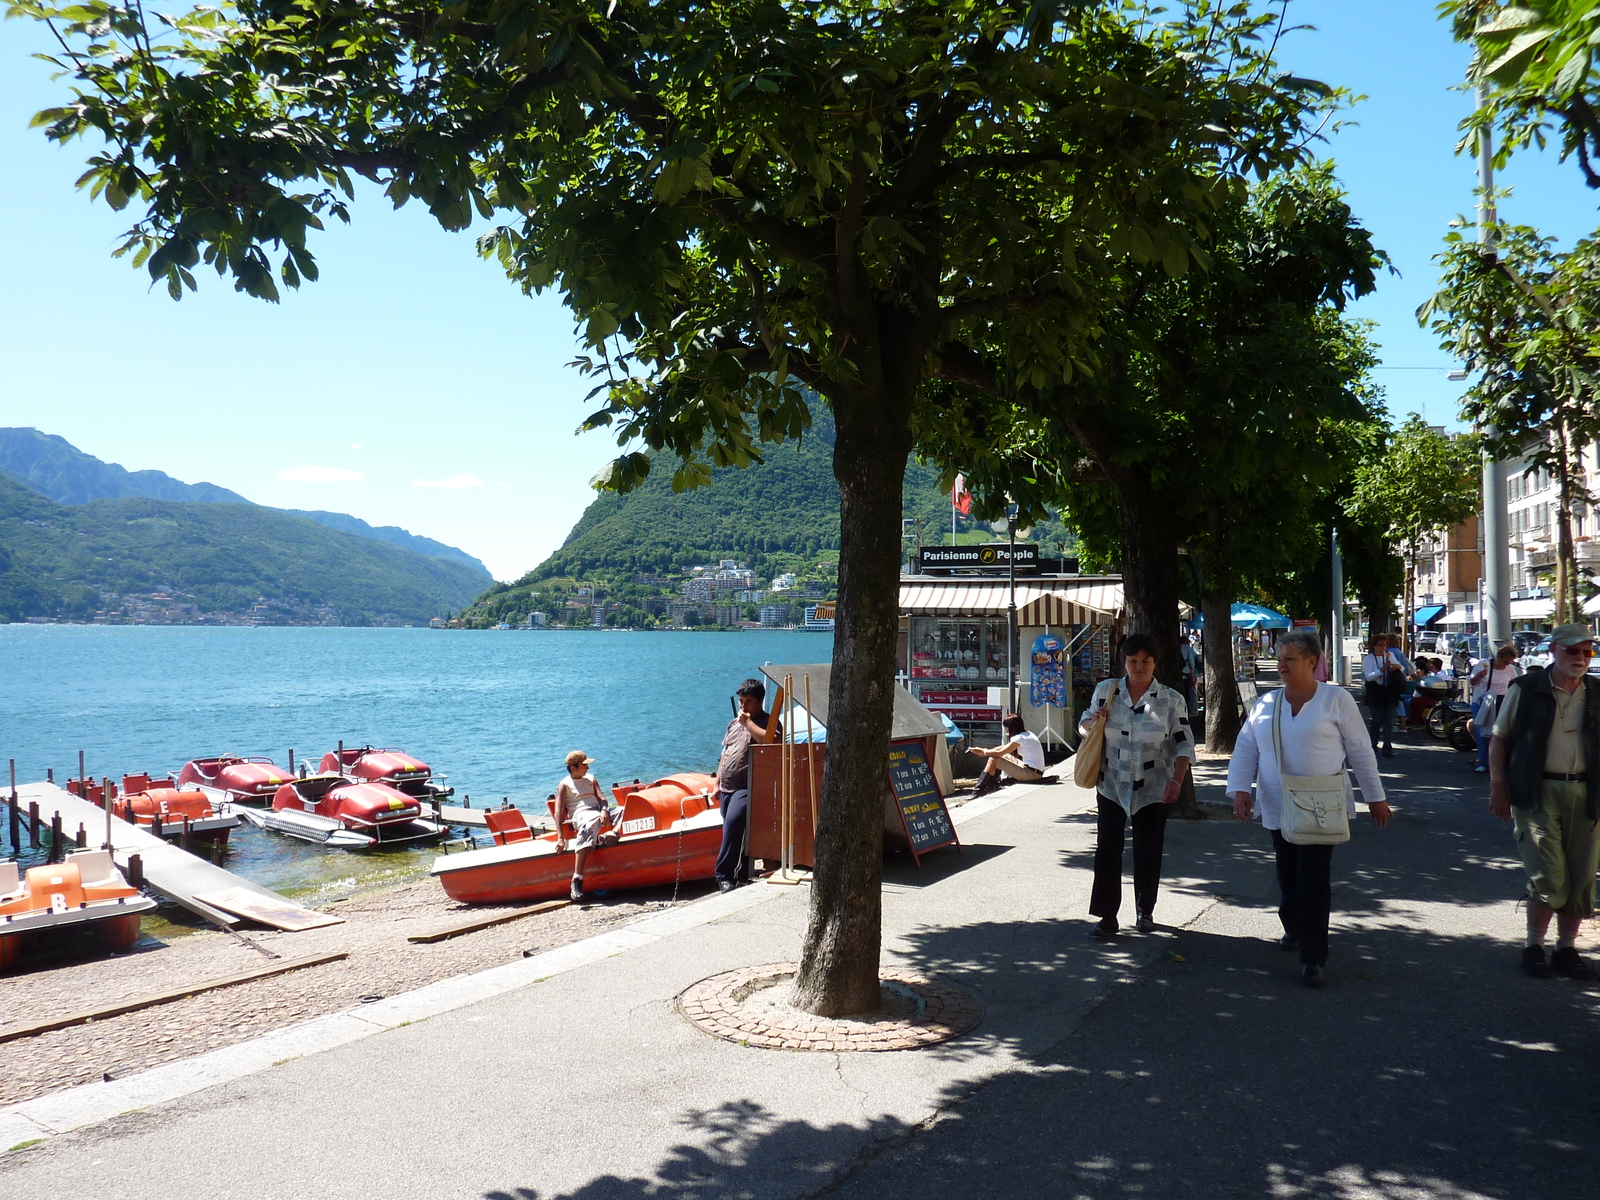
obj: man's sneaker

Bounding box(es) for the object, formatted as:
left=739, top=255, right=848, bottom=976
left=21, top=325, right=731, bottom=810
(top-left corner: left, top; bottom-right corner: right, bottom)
left=1522, top=945, right=1554, bottom=979
left=1473, top=765, right=1488, bottom=773
left=569, top=877, right=584, bottom=902
left=1136, top=912, right=1155, bottom=934
left=1551, top=946, right=1596, bottom=981
left=1091, top=916, right=1118, bottom=940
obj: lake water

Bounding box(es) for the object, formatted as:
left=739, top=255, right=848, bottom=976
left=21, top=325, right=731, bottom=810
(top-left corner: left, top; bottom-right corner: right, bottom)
left=0, top=626, right=831, bottom=906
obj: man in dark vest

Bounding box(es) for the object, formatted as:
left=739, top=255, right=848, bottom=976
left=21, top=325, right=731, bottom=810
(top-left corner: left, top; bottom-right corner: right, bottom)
left=713, top=677, right=780, bottom=892
left=1489, top=623, right=1600, bottom=980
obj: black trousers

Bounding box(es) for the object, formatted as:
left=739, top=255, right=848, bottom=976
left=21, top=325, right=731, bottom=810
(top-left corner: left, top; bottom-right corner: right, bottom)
left=714, top=787, right=750, bottom=883
left=1272, top=829, right=1335, bottom=966
left=1090, top=796, right=1169, bottom=920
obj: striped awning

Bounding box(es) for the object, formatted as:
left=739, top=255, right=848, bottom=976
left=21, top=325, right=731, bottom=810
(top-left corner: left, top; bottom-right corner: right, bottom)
left=900, top=578, right=1123, bottom=625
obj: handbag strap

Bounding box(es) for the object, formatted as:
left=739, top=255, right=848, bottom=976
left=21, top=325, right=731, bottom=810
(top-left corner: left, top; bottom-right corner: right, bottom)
left=1271, top=688, right=1285, bottom=775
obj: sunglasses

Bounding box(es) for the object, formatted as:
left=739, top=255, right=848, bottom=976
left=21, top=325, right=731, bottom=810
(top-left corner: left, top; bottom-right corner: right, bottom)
left=1557, top=643, right=1596, bottom=657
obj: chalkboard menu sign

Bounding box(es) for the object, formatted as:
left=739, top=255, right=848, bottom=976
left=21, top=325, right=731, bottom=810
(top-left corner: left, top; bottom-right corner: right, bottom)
left=886, top=740, right=960, bottom=865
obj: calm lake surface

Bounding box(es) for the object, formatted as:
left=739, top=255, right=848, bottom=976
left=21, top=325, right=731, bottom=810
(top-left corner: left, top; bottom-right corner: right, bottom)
left=0, top=625, right=831, bottom=905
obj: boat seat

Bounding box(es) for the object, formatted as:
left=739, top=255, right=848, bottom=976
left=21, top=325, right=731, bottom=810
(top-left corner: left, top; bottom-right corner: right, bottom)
left=545, top=799, right=576, bottom=842
left=0, top=861, right=18, bottom=897
left=66, top=849, right=117, bottom=888
left=485, top=807, right=533, bottom=846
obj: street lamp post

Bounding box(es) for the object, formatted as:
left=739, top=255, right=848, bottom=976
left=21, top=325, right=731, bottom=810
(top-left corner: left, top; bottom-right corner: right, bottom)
left=1007, top=503, right=1019, bottom=714
left=1476, top=82, right=1513, bottom=647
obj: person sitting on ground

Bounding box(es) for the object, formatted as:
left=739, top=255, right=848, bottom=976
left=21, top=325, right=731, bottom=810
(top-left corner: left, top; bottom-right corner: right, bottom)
left=555, top=750, right=619, bottom=902
left=971, top=714, right=1046, bottom=796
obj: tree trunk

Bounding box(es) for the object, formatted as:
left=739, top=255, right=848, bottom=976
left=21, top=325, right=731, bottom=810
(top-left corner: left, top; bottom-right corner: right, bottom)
left=1201, top=588, right=1242, bottom=753
left=1555, top=419, right=1576, bottom=625
left=792, top=398, right=911, bottom=1017
left=1198, top=507, right=1243, bottom=753
left=1113, top=478, right=1202, bottom=817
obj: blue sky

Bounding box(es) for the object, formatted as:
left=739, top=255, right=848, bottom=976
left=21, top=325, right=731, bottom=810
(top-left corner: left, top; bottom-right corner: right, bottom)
left=2, top=1, right=1598, bottom=581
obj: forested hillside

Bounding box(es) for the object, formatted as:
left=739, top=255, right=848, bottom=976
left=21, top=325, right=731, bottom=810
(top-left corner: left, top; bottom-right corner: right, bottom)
left=0, top=476, right=487, bottom=624
left=531, top=411, right=956, bottom=580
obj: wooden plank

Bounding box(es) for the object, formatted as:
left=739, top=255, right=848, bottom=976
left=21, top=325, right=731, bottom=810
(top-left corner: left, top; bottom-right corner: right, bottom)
left=0, top=951, right=349, bottom=1045
left=407, top=899, right=569, bottom=943
left=193, top=887, right=345, bottom=931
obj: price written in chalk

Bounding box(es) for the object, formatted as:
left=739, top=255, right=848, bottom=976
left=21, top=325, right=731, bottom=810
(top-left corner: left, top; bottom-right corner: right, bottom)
left=886, top=740, right=959, bottom=863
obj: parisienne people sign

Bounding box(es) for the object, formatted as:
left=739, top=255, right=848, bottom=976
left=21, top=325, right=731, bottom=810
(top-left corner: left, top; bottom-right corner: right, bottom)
left=917, top=543, right=1041, bottom=575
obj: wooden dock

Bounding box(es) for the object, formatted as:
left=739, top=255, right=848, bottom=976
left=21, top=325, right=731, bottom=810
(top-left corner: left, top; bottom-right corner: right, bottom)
left=6, top=781, right=311, bottom=929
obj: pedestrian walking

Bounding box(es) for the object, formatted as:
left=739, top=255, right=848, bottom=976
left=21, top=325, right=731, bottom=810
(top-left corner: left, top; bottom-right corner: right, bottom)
left=1470, top=645, right=1522, bottom=774
left=1361, top=633, right=1402, bottom=756
left=1079, top=632, right=1193, bottom=938
left=1489, top=623, right=1600, bottom=981
left=1228, top=629, right=1392, bottom=987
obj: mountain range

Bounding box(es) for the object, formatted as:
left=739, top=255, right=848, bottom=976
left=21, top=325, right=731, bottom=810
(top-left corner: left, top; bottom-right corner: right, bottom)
left=0, top=474, right=489, bottom=624
left=0, top=428, right=491, bottom=578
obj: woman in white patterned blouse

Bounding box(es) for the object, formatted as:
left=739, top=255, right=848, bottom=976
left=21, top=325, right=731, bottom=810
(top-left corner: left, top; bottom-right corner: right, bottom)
left=1079, top=632, right=1194, bottom=937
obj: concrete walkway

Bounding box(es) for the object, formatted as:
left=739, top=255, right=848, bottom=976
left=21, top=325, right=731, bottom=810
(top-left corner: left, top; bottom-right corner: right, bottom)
left=3, top=731, right=1597, bottom=1200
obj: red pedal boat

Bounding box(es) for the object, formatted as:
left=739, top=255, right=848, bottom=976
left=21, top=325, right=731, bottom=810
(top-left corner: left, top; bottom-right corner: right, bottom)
left=318, top=746, right=453, bottom=801
left=0, top=850, right=157, bottom=970
left=178, top=755, right=291, bottom=805
left=431, top=773, right=722, bottom=904
left=239, top=773, right=449, bottom=849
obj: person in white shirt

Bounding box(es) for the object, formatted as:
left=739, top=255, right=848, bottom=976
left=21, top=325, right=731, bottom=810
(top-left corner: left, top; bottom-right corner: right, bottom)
left=1228, top=629, right=1393, bottom=988
left=1360, top=633, right=1404, bottom=756
left=972, top=714, right=1046, bottom=796
left=1469, top=645, right=1522, bottom=774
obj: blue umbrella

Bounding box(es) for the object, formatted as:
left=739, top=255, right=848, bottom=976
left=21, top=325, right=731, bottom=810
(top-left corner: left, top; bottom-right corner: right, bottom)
left=1190, top=603, right=1293, bottom=631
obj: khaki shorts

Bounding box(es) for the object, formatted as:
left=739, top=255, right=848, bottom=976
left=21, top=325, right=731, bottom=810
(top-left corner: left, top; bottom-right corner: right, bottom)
left=1513, top=780, right=1600, bottom=916
left=570, top=809, right=619, bottom=851
left=994, top=755, right=1044, bottom=782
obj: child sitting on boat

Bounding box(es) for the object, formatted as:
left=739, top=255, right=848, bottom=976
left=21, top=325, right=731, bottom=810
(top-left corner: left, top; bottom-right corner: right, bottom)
left=555, top=750, right=620, bottom=901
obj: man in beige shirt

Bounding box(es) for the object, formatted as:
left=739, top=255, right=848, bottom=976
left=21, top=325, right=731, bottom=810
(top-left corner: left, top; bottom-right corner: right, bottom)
left=1490, top=624, right=1600, bottom=980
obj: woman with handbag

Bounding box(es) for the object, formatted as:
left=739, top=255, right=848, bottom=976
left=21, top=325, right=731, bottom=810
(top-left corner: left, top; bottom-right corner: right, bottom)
left=1079, top=632, right=1194, bottom=938
left=1228, top=629, right=1392, bottom=987
left=1469, top=645, right=1521, bottom=774
left=1360, top=633, right=1403, bottom=756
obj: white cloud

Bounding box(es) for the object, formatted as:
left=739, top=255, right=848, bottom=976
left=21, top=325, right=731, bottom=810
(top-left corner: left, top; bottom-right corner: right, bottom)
left=277, top=465, right=364, bottom=483
left=413, top=475, right=486, bottom=490
left=350, top=442, right=364, bottom=450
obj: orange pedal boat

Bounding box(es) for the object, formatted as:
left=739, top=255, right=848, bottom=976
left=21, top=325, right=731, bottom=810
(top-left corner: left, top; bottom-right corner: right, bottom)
left=0, top=850, right=157, bottom=970
left=430, top=773, right=722, bottom=904
left=112, top=773, right=240, bottom=844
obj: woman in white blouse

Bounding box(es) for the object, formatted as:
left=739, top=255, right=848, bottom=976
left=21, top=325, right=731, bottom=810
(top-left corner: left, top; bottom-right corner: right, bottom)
left=1079, top=632, right=1194, bottom=938
left=1228, top=629, right=1392, bottom=988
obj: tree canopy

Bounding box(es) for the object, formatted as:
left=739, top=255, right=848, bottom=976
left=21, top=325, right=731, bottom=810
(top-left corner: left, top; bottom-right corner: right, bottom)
left=1446, top=1, right=1600, bottom=189
left=11, top=0, right=1347, bottom=1014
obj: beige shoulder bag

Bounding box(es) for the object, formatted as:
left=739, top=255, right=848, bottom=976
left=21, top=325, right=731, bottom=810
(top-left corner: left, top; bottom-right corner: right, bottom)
left=1273, top=690, right=1351, bottom=846
left=1073, top=680, right=1119, bottom=790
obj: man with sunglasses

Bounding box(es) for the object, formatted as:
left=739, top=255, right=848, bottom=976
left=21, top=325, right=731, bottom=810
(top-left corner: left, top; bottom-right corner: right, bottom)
left=1490, top=624, right=1600, bottom=980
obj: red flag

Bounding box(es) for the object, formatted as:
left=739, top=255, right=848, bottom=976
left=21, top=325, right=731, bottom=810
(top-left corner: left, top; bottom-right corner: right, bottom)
left=952, top=474, right=973, bottom=516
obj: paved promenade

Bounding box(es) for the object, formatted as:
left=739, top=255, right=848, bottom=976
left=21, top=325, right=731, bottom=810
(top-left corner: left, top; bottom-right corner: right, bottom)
left=2, top=731, right=1596, bottom=1199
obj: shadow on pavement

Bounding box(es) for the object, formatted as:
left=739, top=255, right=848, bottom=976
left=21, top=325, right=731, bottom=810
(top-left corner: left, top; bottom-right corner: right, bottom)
left=485, top=732, right=1597, bottom=1200
left=485, top=915, right=1600, bottom=1200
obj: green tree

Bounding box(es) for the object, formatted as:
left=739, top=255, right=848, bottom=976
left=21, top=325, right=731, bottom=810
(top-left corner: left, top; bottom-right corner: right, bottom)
left=1445, top=1, right=1600, bottom=188
left=12, top=0, right=1339, bottom=1015
left=1345, top=415, right=1483, bottom=647
left=1422, top=220, right=1600, bottom=623
left=926, top=172, right=1385, bottom=752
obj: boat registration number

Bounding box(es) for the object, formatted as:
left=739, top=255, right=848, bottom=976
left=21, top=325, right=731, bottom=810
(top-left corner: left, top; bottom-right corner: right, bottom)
left=620, top=816, right=656, bottom=835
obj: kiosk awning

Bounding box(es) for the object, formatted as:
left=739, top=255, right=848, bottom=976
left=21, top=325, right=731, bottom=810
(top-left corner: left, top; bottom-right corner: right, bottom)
left=899, top=577, right=1125, bottom=624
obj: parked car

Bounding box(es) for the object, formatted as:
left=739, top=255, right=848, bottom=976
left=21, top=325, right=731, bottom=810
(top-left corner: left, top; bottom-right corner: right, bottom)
left=1522, top=638, right=1552, bottom=670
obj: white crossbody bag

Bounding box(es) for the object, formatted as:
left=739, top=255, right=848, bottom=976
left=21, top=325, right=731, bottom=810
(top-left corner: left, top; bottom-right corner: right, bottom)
left=1272, top=691, right=1351, bottom=846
